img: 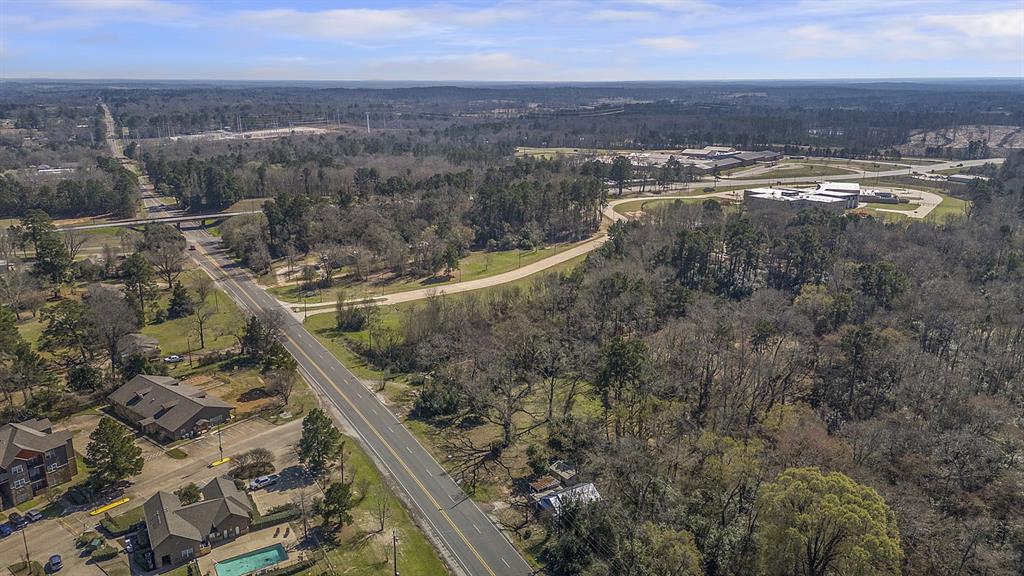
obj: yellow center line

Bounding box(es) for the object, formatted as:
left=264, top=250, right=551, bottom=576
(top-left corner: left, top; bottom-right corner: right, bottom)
left=190, top=238, right=500, bottom=576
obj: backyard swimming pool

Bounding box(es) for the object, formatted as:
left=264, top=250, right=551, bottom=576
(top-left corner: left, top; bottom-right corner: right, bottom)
left=214, top=543, right=288, bottom=576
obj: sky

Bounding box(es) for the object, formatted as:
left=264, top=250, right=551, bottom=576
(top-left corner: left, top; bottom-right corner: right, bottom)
left=1, top=0, right=1023, bottom=81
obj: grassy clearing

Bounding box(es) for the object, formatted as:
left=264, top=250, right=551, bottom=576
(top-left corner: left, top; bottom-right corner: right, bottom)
left=756, top=164, right=857, bottom=179
left=165, top=448, right=188, bottom=459
left=142, top=272, right=244, bottom=356
left=861, top=202, right=920, bottom=211
left=104, top=504, right=145, bottom=533
left=314, top=434, right=448, bottom=576
left=269, top=244, right=576, bottom=304
left=613, top=197, right=716, bottom=215
left=925, top=192, right=970, bottom=222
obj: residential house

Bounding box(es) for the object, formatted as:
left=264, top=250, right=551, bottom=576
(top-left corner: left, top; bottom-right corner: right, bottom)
left=109, top=375, right=233, bottom=442
left=536, top=483, right=602, bottom=518
left=144, top=476, right=253, bottom=568
left=0, top=419, right=77, bottom=510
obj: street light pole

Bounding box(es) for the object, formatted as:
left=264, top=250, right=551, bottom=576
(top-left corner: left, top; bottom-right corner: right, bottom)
left=21, top=524, right=29, bottom=563
left=218, top=426, right=224, bottom=463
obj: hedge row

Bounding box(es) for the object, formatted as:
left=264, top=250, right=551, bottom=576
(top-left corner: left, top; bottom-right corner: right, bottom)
left=91, top=545, right=118, bottom=562
left=252, top=506, right=300, bottom=530
left=262, top=559, right=316, bottom=576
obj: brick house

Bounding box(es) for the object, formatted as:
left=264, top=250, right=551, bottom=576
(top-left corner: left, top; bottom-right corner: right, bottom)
left=0, top=418, right=77, bottom=510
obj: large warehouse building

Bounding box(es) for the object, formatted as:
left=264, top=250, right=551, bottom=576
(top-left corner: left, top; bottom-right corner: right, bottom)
left=744, top=182, right=861, bottom=213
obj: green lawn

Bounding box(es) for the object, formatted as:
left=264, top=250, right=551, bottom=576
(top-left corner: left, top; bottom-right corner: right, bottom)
left=166, top=448, right=188, bottom=459
left=861, top=202, right=920, bottom=211
left=925, top=192, right=970, bottom=222
left=142, top=272, right=244, bottom=356
left=15, top=313, right=45, bottom=348
left=756, top=164, right=857, bottom=179
left=270, top=244, right=576, bottom=304
left=104, top=504, right=145, bottom=533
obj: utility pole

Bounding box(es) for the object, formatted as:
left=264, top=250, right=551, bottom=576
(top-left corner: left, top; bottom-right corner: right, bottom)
left=218, top=425, right=224, bottom=462
left=366, top=112, right=370, bottom=133
left=20, top=525, right=29, bottom=563
left=392, top=529, right=399, bottom=576
left=299, top=490, right=308, bottom=541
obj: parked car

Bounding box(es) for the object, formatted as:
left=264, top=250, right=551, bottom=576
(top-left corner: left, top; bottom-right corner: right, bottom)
left=49, top=554, right=62, bottom=572
left=8, top=512, right=28, bottom=529
left=0, top=523, right=13, bottom=537
left=249, top=474, right=280, bottom=490
left=25, top=509, right=43, bottom=522
left=124, top=536, right=134, bottom=553
left=163, top=354, right=183, bottom=363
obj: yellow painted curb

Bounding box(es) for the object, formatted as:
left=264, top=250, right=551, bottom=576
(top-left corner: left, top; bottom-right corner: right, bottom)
left=209, top=457, right=231, bottom=468
left=89, top=497, right=130, bottom=516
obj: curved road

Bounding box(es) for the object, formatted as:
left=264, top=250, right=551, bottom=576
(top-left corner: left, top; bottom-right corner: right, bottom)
left=291, top=156, right=999, bottom=314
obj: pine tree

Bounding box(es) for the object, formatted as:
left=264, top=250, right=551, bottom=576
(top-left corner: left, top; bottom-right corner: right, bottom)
left=167, top=281, right=194, bottom=319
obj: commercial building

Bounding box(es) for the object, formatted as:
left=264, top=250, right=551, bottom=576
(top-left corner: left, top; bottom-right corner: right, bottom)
left=109, top=375, right=234, bottom=442
left=0, top=419, right=77, bottom=510
left=144, top=476, right=253, bottom=568
left=744, top=183, right=859, bottom=214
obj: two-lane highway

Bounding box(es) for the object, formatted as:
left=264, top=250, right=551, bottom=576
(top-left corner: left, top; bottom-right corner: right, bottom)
left=182, top=225, right=533, bottom=576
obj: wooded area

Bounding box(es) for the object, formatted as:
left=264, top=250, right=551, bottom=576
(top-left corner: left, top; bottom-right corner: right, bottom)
left=347, top=153, right=1024, bottom=575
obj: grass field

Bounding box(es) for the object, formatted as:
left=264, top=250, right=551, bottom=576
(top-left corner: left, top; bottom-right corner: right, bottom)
left=756, top=164, right=857, bottom=179
left=142, top=271, right=244, bottom=356
left=925, top=192, right=970, bottom=222
left=315, top=433, right=448, bottom=576
left=613, top=197, right=720, bottom=215
left=270, top=244, right=578, bottom=304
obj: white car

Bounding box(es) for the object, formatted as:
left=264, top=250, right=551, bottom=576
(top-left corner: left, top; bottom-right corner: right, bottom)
left=163, top=355, right=183, bottom=364
left=249, top=474, right=279, bottom=490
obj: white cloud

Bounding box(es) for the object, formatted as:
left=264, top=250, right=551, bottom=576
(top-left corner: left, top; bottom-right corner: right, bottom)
left=233, top=5, right=525, bottom=42
left=236, top=8, right=425, bottom=40
left=923, top=9, right=1024, bottom=38
left=362, top=52, right=549, bottom=81
left=587, top=9, right=657, bottom=22
left=625, top=0, right=718, bottom=14
left=638, top=36, right=698, bottom=53
left=57, top=0, right=190, bottom=20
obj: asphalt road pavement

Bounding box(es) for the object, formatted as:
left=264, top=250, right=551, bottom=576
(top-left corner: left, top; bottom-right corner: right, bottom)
left=182, top=226, right=533, bottom=576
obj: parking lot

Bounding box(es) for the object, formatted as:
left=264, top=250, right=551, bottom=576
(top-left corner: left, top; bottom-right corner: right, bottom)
left=1, top=417, right=304, bottom=575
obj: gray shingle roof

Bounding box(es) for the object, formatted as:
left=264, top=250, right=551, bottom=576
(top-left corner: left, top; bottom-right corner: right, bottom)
left=109, top=375, right=233, bottom=436
left=0, top=418, right=73, bottom=469
left=144, top=476, right=253, bottom=548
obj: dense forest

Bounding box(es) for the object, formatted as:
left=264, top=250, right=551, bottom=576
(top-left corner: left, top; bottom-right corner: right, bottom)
left=217, top=156, right=605, bottom=276
left=348, top=152, right=1024, bottom=575
left=0, top=156, right=140, bottom=219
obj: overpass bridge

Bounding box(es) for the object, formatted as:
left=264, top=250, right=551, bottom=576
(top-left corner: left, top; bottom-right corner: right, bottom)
left=57, top=211, right=261, bottom=231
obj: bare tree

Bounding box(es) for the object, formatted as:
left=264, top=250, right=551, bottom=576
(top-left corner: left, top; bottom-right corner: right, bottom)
left=265, top=368, right=298, bottom=404
left=375, top=490, right=391, bottom=533
left=62, top=229, right=88, bottom=263
left=148, top=240, right=188, bottom=289
left=85, top=284, right=139, bottom=375
left=141, top=224, right=188, bottom=289
left=0, top=264, right=37, bottom=319
left=192, top=272, right=217, bottom=311
left=192, top=299, right=215, bottom=349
